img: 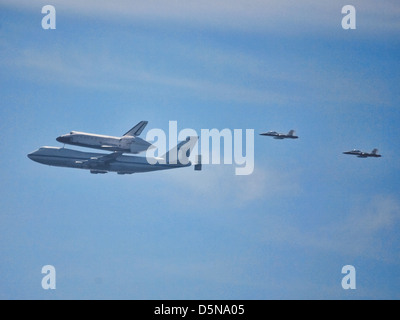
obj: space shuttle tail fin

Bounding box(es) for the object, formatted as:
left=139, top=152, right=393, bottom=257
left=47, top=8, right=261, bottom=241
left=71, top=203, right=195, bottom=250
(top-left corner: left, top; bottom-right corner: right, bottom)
left=123, top=121, right=148, bottom=137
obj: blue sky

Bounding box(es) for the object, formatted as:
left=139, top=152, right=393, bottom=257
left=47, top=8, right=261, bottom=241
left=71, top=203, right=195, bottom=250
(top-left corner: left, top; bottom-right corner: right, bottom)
left=0, top=0, right=399, bottom=299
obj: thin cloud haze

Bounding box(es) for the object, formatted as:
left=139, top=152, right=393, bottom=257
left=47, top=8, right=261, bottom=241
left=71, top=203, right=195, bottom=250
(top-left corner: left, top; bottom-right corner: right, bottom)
left=2, top=0, right=399, bottom=34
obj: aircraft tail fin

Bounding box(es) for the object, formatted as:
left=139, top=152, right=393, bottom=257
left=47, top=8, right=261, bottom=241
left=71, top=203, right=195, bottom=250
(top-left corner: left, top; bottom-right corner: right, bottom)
left=123, top=121, right=148, bottom=137
left=162, top=136, right=199, bottom=165
left=372, top=148, right=378, bottom=155
left=194, top=155, right=202, bottom=171
left=288, top=130, right=295, bottom=136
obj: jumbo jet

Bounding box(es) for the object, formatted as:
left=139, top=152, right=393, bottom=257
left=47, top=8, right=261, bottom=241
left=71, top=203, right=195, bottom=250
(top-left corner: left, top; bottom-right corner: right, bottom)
left=343, top=149, right=382, bottom=158
left=260, top=130, right=298, bottom=139
left=56, top=121, right=155, bottom=154
left=28, top=137, right=201, bottom=175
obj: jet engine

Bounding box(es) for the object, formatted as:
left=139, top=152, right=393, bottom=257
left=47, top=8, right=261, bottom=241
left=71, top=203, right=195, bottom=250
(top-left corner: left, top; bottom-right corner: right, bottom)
left=90, top=170, right=108, bottom=174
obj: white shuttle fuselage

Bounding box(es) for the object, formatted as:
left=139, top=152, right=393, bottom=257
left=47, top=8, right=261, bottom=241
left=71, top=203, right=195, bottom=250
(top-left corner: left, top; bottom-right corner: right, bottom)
left=57, top=131, right=153, bottom=153
left=56, top=121, right=154, bottom=154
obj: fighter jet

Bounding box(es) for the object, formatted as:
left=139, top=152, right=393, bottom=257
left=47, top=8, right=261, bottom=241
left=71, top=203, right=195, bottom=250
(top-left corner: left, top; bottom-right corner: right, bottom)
left=28, top=137, right=201, bottom=175
left=56, top=121, right=155, bottom=154
left=260, top=130, right=298, bottom=139
left=343, top=148, right=382, bottom=158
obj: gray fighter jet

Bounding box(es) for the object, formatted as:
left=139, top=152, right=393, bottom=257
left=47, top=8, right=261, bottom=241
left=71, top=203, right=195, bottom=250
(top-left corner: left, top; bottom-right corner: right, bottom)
left=56, top=121, right=155, bottom=154
left=260, top=130, right=298, bottom=139
left=28, top=137, right=201, bottom=174
left=343, top=148, right=382, bottom=158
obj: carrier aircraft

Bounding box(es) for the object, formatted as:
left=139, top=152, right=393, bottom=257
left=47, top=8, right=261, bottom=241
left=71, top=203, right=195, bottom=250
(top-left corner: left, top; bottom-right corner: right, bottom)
left=28, top=137, right=201, bottom=174
left=56, top=121, right=155, bottom=154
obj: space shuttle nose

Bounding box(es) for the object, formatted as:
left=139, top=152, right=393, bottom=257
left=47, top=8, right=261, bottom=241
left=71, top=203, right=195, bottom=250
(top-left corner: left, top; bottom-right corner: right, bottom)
left=27, top=150, right=37, bottom=160
left=57, top=136, right=67, bottom=143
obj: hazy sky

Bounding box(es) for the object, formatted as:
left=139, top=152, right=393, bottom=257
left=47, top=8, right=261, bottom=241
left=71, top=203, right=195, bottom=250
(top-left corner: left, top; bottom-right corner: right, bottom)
left=0, top=0, right=399, bottom=299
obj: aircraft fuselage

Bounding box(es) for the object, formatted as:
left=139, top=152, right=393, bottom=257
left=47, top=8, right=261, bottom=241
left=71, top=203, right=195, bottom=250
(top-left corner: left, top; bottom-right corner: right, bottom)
left=260, top=132, right=298, bottom=139
left=343, top=150, right=382, bottom=158
left=56, top=132, right=153, bottom=154
left=28, top=147, right=191, bottom=174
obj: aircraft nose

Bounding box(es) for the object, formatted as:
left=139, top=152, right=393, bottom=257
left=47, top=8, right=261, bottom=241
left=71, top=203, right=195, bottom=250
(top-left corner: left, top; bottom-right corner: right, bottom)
left=27, top=151, right=36, bottom=160
left=56, top=136, right=68, bottom=143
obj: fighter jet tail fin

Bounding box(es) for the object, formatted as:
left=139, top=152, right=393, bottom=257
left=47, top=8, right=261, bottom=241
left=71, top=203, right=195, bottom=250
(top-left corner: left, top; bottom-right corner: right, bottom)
left=123, top=121, right=148, bottom=137
left=372, top=148, right=378, bottom=155
left=162, top=136, right=199, bottom=165
left=288, top=130, right=295, bottom=136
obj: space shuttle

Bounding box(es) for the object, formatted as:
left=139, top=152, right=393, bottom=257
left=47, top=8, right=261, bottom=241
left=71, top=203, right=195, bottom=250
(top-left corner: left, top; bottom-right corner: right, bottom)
left=56, top=121, right=155, bottom=154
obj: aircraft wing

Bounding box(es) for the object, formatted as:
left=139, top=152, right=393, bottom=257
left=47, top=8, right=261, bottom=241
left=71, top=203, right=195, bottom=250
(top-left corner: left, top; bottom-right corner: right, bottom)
left=91, top=152, right=123, bottom=163
left=76, top=152, right=123, bottom=167
left=123, top=121, right=148, bottom=137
